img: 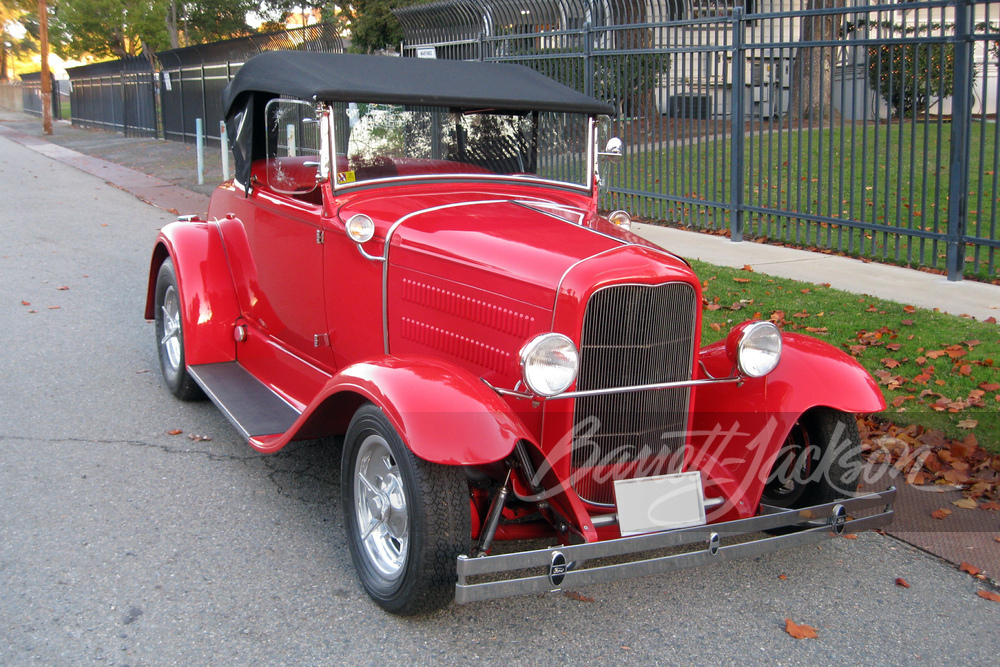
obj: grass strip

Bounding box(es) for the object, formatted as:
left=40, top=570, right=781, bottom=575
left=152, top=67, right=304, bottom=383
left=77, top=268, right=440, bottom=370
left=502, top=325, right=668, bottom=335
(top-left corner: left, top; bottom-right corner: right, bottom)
left=691, top=258, right=1000, bottom=453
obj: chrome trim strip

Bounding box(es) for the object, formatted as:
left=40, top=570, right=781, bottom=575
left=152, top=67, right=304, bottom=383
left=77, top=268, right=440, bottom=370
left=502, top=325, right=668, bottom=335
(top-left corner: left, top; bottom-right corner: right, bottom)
left=381, top=199, right=510, bottom=355
left=510, top=200, right=633, bottom=247
left=334, top=172, right=592, bottom=194
left=482, top=374, right=742, bottom=401
left=549, top=246, right=626, bottom=331
left=357, top=243, right=385, bottom=262
left=454, top=488, right=896, bottom=604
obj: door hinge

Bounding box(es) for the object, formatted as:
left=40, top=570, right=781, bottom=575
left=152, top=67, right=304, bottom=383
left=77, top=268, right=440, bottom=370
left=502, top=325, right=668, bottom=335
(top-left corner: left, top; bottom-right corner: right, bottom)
left=316, top=229, right=325, bottom=244
left=314, top=333, right=330, bottom=348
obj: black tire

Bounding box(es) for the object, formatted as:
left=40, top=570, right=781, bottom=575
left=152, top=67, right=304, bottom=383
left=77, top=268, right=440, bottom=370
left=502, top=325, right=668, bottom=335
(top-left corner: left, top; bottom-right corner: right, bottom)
left=760, top=408, right=863, bottom=509
left=341, top=404, right=471, bottom=614
left=153, top=258, right=203, bottom=401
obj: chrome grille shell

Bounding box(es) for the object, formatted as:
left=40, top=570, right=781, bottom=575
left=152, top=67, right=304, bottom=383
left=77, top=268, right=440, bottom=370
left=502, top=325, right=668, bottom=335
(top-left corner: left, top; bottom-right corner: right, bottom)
left=571, top=282, right=698, bottom=506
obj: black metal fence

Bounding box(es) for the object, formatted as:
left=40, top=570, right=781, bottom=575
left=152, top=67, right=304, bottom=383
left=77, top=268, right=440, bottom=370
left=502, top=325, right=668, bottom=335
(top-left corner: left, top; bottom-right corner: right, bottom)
left=396, top=0, right=1000, bottom=282
left=62, top=24, right=344, bottom=145
left=65, top=57, right=157, bottom=136
left=20, top=71, right=63, bottom=120
left=157, top=23, right=344, bottom=146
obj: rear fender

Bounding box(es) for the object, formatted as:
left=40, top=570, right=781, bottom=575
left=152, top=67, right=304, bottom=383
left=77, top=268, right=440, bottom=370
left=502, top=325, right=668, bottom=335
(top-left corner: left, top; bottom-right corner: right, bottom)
left=270, top=356, right=536, bottom=465
left=145, top=220, right=241, bottom=366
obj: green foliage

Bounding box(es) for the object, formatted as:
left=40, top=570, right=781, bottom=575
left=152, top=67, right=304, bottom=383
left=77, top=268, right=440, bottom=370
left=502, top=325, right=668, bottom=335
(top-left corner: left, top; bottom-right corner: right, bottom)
left=344, top=0, right=414, bottom=54
left=52, top=0, right=171, bottom=58
left=181, top=0, right=256, bottom=44
left=51, top=0, right=260, bottom=59
left=866, top=43, right=956, bottom=118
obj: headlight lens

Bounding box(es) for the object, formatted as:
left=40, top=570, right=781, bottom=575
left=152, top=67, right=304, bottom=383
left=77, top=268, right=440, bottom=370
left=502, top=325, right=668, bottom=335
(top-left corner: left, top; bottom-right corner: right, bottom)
left=520, top=333, right=579, bottom=397
left=730, top=321, right=782, bottom=377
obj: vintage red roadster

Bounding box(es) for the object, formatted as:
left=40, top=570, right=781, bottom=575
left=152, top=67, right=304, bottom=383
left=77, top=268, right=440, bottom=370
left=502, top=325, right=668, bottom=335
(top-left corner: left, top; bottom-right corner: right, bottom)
left=146, top=51, right=894, bottom=614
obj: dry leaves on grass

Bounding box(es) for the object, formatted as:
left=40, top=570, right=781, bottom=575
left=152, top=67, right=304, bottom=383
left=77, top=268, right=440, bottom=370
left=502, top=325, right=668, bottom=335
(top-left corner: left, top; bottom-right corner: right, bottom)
left=784, top=619, right=818, bottom=639
left=860, top=418, right=1000, bottom=511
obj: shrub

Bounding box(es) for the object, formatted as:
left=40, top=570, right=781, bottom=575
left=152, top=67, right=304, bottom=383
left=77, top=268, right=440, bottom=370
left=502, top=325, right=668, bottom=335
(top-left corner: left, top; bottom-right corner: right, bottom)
left=866, top=42, right=956, bottom=118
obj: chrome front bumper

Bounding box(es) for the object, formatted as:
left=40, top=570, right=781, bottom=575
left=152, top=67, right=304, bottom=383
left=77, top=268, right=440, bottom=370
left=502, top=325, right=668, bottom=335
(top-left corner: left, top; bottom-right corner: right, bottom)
left=455, top=487, right=895, bottom=604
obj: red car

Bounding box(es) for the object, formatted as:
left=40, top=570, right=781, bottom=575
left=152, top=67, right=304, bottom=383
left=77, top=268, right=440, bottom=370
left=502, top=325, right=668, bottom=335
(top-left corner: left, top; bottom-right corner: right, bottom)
left=146, top=51, right=894, bottom=614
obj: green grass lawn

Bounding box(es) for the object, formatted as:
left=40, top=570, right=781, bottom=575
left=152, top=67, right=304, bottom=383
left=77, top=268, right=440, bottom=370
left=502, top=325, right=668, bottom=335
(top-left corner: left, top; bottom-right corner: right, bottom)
left=691, top=258, right=1000, bottom=452
left=610, top=120, right=999, bottom=280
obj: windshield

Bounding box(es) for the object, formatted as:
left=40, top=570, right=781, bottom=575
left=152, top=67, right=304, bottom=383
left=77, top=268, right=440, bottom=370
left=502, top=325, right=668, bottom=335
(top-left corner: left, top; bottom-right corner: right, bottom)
left=331, top=103, right=592, bottom=190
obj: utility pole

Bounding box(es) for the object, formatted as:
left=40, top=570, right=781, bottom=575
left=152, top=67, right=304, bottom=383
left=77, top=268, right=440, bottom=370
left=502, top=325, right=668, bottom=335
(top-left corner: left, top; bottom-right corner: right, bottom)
left=38, top=0, right=52, bottom=135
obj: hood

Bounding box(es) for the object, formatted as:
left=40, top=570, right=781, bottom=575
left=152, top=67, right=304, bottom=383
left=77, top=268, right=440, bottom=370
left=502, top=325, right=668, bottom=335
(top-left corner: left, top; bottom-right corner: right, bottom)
left=389, top=199, right=624, bottom=306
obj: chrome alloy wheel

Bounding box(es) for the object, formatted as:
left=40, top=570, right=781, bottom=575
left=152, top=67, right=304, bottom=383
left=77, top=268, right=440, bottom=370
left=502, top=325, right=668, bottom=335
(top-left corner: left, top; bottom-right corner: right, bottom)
left=160, top=285, right=182, bottom=373
left=354, top=434, right=409, bottom=579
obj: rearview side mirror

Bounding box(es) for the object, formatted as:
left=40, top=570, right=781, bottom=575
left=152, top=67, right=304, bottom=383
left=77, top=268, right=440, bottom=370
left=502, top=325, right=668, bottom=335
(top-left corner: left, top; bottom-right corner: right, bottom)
left=597, top=137, right=624, bottom=165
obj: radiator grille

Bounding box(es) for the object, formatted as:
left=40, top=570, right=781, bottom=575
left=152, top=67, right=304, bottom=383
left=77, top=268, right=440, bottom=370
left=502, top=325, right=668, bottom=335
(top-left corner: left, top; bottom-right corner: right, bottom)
left=571, top=282, right=698, bottom=506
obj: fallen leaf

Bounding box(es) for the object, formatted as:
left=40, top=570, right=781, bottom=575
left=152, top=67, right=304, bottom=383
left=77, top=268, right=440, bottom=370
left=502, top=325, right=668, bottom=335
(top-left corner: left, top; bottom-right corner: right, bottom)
left=957, top=420, right=979, bottom=430
left=166, top=429, right=183, bottom=435
left=953, top=498, right=978, bottom=510
left=710, top=322, right=722, bottom=332
left=784, top=618, right=818, bottom=639
left=56, top=286, right=69, bottom=291
left=931, top=508, right=952, bottom=520
left=901, top=319, right=914, bottom=326
left=895, top=577, right=911, bottom=588
left=742, top=265, right=753, bottom=272
left=20, top=300, right=30, bottom=306
left=733, top=277, right=751, bottom=284
left=564, top=590, right=594, bottom=603
left=903, top=305, right=916, bottom=314
left=187, top=434, right=211, bottom=442
left=980, top=382, right=1000, bottom=392
left=960, top=562, right=982, bottom=576
left=978, top=590, right=1000, bottom=603
left=47, top=306, right=60, bottom=310
left=778, top=574, right=788, bottom=580
left=985, top=317, right=997, bottom=324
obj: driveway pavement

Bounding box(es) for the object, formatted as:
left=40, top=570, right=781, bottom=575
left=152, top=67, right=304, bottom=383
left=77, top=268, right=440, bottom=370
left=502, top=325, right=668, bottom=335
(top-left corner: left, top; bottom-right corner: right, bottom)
left=1, top=115, right=998, bottom=665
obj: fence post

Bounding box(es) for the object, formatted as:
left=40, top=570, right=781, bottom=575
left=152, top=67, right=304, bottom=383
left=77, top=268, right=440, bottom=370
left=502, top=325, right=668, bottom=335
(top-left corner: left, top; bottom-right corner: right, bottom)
left=945, top=0, right=973, bottom=281
left=196, top=117, right=205, bottom=185
left=583, top=20, right=595, bottom=99
left=729, top=8, right=746, bottom=242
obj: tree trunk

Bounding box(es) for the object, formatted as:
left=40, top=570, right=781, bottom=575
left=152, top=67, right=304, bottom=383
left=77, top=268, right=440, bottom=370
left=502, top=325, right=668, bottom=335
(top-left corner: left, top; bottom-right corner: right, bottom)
left=1, top=41, right=8, bottom=82
left=787, top=0, right=845, bottom=124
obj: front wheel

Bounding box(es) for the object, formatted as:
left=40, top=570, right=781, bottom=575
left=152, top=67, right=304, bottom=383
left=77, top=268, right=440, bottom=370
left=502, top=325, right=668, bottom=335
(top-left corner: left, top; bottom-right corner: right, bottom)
left=760, top=408, right=863, bottom=509
left=341, top=404, right=471, bottom=614
left=153, top=257, right=203, bottom=401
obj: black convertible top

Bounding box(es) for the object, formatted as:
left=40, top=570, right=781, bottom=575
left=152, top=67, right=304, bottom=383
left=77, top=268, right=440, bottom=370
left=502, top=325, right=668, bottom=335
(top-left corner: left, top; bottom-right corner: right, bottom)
left=222, top=51, right=613, bottom=116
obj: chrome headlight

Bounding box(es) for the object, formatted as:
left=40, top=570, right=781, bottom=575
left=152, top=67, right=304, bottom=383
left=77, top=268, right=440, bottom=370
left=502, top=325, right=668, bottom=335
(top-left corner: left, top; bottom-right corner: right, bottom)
left=519, top=333, right=579, bottom=397
left=728, top=321, right=782, bottom=378
left=346, top=213, right=375, bottom=243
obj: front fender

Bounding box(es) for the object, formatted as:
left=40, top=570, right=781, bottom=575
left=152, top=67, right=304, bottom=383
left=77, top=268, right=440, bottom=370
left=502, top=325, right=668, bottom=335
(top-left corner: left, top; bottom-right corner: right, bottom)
left=258, top=356, right=536, bottom=464
left=689, top=332, right=885, bottom=519
left=144, top=220, right=241, bottom=366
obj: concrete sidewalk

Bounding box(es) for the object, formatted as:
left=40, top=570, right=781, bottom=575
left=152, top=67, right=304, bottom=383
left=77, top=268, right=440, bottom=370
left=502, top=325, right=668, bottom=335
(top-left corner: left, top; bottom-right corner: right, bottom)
left=636, top=223, right=1000, bottom=323
left=2, top=111, right=998, bottom=582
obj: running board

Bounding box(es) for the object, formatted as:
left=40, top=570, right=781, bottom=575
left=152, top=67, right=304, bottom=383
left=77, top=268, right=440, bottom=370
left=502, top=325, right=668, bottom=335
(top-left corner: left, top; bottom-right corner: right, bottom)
left=188, top=362, right=301, bottom=440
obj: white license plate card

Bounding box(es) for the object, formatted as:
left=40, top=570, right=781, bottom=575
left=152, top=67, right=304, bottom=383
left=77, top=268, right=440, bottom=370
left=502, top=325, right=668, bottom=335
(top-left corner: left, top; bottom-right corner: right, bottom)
left=614, top=471, right=706, bottom=536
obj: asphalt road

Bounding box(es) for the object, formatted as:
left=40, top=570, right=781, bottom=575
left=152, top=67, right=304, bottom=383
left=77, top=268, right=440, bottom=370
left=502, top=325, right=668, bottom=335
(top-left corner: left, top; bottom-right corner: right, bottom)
left=1, top=132, right=999, bottom=666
